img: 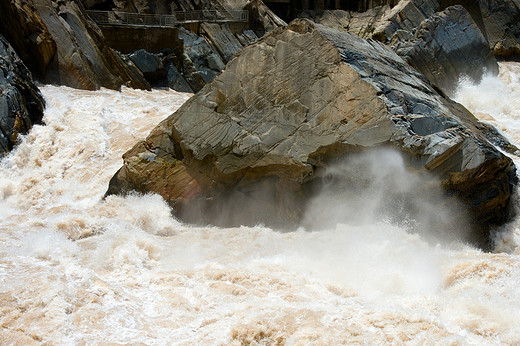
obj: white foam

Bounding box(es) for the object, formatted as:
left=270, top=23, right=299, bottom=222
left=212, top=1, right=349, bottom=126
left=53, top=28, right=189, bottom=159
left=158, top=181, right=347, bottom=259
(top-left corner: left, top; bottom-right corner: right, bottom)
left=1, top=68, right=520, bottom=343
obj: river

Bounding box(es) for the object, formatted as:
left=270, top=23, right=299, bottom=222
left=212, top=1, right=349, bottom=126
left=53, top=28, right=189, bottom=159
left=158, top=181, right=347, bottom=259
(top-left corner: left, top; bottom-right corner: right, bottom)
left=0, top=63, right=519, bottom=344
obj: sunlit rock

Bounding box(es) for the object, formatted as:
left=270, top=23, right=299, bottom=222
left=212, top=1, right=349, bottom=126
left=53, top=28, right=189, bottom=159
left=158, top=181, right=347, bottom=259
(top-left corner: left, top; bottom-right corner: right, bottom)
left=107, top=19, right=516, bottom=248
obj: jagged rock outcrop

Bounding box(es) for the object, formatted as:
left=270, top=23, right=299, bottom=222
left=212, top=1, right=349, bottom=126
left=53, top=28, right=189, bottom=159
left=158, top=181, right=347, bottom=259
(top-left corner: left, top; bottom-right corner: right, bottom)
left=119, top=25, right=257, bottom=92
left=371, top=0, right=439, bottom=42
left=107, top=19, right=516, bottom=248
left=245, top=0, right=287, bottom=35
left=179, top=27, right=225, bottom=83
left=475, top=0, right=520, bottom=57
left=371, top=0, right=520, bottom=57
left=0, top=36, right=44, bottom=156
left=33, top=0, right=150, bottom=90
left=201, top=23, right=244, bottom=64
left=302, top=1, right=501, bottom=95
left=393, top=5, right=498, bottom=95
left=79, top=0, right=282, bottom=91
left=0, top=0, right=149, bottom=90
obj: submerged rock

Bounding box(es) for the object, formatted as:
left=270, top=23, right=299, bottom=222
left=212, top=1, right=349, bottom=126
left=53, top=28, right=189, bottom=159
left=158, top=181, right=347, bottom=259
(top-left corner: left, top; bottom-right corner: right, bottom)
left=107, top=19, right=516, bottom=249
left=0, top=35, right=44, bottom=156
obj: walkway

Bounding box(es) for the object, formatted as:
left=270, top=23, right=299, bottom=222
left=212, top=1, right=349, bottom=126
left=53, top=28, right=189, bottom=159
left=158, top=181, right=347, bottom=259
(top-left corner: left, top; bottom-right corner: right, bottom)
left=86, top=10, right=249, bottom=27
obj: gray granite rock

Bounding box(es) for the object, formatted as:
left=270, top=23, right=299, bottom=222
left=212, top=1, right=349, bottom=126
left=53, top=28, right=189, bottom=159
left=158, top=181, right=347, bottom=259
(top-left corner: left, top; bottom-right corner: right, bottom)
left=166, top=63, right=194, bottom=93
left=393, top=5, right=498, bottom=95
left=179, top=27, right=225, bottom=83
left=129, top=49, right=161, bottom=74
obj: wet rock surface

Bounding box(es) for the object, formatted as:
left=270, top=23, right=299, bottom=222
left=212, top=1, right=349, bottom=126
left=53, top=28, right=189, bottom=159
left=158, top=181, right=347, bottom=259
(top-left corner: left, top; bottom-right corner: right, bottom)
left=107, top=19, right=516, bottom=249
left=0, top=36, right=45, bottom=156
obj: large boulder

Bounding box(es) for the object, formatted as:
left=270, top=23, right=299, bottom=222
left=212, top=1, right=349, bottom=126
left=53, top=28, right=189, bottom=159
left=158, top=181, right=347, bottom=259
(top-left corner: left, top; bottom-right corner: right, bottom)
left=106, top=19, right=516, bottom=248
left=0, top=35, right=44, bottom=156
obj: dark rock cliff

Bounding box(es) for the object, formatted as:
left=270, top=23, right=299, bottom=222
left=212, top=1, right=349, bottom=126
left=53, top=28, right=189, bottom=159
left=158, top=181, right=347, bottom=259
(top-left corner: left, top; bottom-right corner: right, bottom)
left=0, top=35, right=45, bottom=156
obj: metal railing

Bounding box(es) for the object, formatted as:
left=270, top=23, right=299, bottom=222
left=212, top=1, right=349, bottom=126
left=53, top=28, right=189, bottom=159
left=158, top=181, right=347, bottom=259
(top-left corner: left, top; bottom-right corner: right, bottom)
left=86, top=10, right=249, bottom=27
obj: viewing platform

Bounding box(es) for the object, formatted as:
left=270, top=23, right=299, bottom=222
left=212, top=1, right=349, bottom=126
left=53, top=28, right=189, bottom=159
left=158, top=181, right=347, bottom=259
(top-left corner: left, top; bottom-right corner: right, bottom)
left=86, top=10, right=249, bottom=27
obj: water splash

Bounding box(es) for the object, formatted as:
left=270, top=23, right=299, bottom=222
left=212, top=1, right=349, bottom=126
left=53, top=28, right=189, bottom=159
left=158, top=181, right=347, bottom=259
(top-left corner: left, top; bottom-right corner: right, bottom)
left=454, top=61, right=520, bottom=252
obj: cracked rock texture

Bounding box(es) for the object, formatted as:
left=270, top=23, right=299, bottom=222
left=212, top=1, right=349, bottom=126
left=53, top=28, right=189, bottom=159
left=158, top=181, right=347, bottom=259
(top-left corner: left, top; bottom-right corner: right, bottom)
left=0, top=35, right=44, bottom=156
left=107, top=19, right=516, bottom=248
left=371, top=0, right=520, bottom=57
left=302, top=1, right=502, bottom=96
left=393, top=5, right=498, bottom=95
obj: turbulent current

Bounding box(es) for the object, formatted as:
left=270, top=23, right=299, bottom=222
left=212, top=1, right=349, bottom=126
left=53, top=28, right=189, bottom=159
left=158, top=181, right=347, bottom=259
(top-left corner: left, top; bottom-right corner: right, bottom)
left=1, top=63, right=520, bottom=344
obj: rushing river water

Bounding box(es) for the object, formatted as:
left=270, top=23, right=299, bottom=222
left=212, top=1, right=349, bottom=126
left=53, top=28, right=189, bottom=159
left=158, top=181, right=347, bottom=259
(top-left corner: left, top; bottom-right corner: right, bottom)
left=1, top=63, right=520, bottom=344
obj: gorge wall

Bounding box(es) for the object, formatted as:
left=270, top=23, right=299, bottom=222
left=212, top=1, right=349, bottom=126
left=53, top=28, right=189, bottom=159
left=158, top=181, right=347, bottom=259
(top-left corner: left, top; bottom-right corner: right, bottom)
left=0, top=0, right=149, bottom=90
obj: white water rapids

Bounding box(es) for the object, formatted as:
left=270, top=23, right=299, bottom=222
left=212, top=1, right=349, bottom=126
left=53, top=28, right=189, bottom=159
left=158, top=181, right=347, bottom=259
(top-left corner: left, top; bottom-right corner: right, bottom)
left=1, top=63, right=520, bottom=344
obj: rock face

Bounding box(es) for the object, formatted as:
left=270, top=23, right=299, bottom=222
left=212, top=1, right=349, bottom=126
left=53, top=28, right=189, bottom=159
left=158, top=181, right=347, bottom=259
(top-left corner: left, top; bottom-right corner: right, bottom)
left=393, top=5, right=498, bottom=95
left=476, top=0, right=520, bottom=57
left=116, top=25, right=257, bottom=92
left=371, top=0, right=520, bottom=57
left=299, top=7, right=389, bottom=39
left=107, top=19, right=516, bottom=248
left=0, top=36, right=45, bottom=156
left=245, top=0, right=287, bottom=35
left=0, top=0, right=149, bottom=90
left=0, top=0, right=56, bottom=79
left=33, top=0, right=149, bottom=90
left=371, top=0, right=440, bottom=42
left=79, top=0, right=283, bottom=92
left=302, top=1, right=502, bottom=95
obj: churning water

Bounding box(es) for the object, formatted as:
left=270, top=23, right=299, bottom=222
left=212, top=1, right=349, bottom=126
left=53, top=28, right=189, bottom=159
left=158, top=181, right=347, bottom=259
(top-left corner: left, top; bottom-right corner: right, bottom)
left=1, top=63, right=520, bottom=344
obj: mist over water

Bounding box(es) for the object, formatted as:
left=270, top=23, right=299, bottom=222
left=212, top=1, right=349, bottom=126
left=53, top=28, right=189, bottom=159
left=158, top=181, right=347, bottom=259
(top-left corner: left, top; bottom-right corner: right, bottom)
left=1, top=64, right=520, bottom=343
left=302, top=149, right=470, bottom=245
